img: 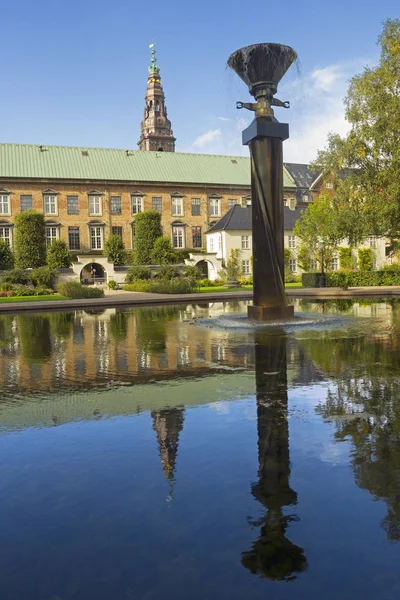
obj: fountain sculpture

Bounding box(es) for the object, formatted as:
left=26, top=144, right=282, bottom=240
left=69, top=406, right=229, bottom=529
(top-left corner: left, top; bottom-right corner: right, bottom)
left=228, top=43, right=297, bottom=320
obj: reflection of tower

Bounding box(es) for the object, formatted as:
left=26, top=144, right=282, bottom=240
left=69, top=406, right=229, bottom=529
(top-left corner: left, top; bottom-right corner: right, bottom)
left=152, top=407, right=185, bottom=500
left=242, top=332, right=307, bottom=581
left=138, top=44, right=176, bottom=152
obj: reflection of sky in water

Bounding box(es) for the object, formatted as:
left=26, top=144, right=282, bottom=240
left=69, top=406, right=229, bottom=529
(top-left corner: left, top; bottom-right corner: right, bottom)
left=1, top=300, right=400, bottom=599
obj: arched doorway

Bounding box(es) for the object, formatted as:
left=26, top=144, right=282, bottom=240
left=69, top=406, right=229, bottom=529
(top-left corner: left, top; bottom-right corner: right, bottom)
left=80, top=263, right=106, bottom=285
left=196, top=260, right=209, bottom=278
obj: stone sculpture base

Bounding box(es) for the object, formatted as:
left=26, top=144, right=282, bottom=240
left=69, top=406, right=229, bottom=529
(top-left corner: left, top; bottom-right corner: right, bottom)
left=248, top=304, right=294, bottom=321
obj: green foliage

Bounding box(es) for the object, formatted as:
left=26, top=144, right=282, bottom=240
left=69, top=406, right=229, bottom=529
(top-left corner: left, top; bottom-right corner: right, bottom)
left=14, top=210, right=46, bottom=268
left=296, top=244, right=316, bottom=272
left=293, top=195, right=341, bottom=270
left=338, top=247, right=353, bottom=269
left=151, top=236, right=178, bottom=265
left=324, top=269, right=400, bottom=287
left=0, top=240, right=14, bottom=270
left=198, top=278, right=215, bottom=287
left=284, top=248, right=291, bottom=272
left=49, top=312, right=75, bottom=340
left=133, top=210, right=163, bottom=265
left=46, top=239, right=72, bottom=269
left=122, top=278, right=197, bottom=294
left=358, top=247, right=374, bottom=271
left=105, top=234, right=126, bottom=266
left=57, top=281, right=104, bottom=298
left=183, top=265, right=201, bottom=279
left=220, top=249, right=241, bottom=281
left=18, top=315, right=52, bottom=363
left=107, top=279, right=118, bottom=290
left=175, top=248, right=191, bottom=262
left=302, top=273, right=321, bottom=288
left=285, top=273, right=301, bottom=283
left=313, top=20, right=400, bottom=245
left=154, top=265, right=179, bottom=280
left=0, top=269, right=31, bottom=286
left=30, top=266, right=57, bottom=289
left=125, top=266, right=152, bottom=283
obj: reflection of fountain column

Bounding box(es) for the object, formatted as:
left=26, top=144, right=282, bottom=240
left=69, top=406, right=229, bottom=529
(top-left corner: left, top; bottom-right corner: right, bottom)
left=152, top=407, right=185, bottom=501
left=241, top=332, right=307, bottom=581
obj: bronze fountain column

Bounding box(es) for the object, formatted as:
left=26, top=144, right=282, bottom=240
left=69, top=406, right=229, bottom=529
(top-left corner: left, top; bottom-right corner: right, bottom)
left=228, top=44, right=297, bottom=321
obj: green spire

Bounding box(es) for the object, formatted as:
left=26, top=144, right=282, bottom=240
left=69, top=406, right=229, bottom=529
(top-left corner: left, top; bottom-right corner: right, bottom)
left=148, top=43, right=160, bottom=77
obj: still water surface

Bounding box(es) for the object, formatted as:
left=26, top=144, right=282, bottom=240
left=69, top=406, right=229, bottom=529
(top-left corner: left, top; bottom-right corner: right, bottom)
left=1, top=299, right=400, bottom=599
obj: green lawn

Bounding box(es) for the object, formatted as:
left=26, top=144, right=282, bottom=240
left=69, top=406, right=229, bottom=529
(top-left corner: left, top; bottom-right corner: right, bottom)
left=0, top=294, right=68, bottom=304
left=198, top=283, right=302, bottom=293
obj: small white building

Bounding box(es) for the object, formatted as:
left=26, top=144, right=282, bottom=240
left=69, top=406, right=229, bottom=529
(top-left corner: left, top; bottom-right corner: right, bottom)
left=187, top=205, right=387, bottom=281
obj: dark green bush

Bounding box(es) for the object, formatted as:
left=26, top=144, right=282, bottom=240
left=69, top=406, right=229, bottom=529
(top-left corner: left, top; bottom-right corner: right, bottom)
left=57, top=281, right=104, bottom=299
left=125, top=266, right=152, bottom=283
left=325, top=269, right=400, bottom=287
left=0, top=240, right=14, bottom=270
left=108, top=279, right=118, bottom=290
left=1, top=269, right=31, bottom=286
left=105, top=234, right=126, bottom=266
left=183, top=265, right=201, bottom=279
left=31, top=266, right=57, bottom=289
left=122, top=278, right=197, bottom=294
left=47, top=239, right=72, bottom=269
left=302, top=273, right=321, bottom=287
left=151, top=236, right=178, bottom=265
left=134, top=210, right=163, bottom=264
left=175, top=249, right=191, bottom=262
left=154, top=265, right=180, bottom=280
left=14, top=211, right=46, bottom=268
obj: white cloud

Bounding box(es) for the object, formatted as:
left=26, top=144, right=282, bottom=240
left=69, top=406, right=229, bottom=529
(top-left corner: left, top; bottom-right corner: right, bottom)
left=192, top=128, right=222, bottom=148
left=217, top=116, right=231, bottom=122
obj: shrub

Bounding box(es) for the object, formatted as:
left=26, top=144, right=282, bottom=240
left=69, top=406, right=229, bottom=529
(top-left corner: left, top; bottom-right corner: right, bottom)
left=183, top=265, right=201, bottom=279
left=338, top=247, right=353, bottom=269
left=46, top=240, right=72, bottom=269
left=14, top=211, right=46, bottom=268
left=0, top=240, right=14, bottom=270
left=358, top=247, right=373, bottom=271
left=237, top=275, right=253, bottom=286
left=57, top=281, right=104, bottom=299
left=30, top=266, right=57, bottom=289
left=105, top=234, right=126, bottom=266
left=198, top=278, right=215, bottom=287
left=325, top=269, right=400, bottom=287
left=0, top=269, right=31, bottom=285
left=302, top=273, right=321, bottom=288
left=108, top=279, right=118, bottom=290
left=125, top=266, right=152, bottom=283
left=151, top=236, right=178, bottom=265
left=134, top=210, right=163, bottom=264
left=11, top=285, right=37, bottom=296
left=175, top=249, right=191, bottom=262
left=284, top=273, right=300, bottom=283
left=154, top=265, right=180, bottom=280
left=122, top=278, right=197, bottom=294
left=220, top=249, right=241, bottom=281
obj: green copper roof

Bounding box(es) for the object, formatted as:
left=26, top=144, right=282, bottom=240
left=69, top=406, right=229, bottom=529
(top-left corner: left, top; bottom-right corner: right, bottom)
left=0, top=143, right=297, bottom=188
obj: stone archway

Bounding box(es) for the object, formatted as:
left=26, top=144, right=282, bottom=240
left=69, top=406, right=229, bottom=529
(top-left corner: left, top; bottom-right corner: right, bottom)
left=195, top=260, right=209, bottom=278
left=80, top=262, right=106, bottom=285
left=194, top=258, right=219, bottom=281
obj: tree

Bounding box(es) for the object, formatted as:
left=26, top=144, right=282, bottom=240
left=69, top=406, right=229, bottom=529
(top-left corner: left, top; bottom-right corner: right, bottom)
left=105, top=234, right=125, bottom=266
left=14, top=211, right=46, bottom=268
left=358, top=247, right=374, bottom=271
left=313, top=19, right=400, bottom=247
left=293, top=195, right=341, bottom=271
left=338, top=247, right=354, bottom=270
left=0, top=240, right=14, bottom=270
left=47, top=239, right=72, bottom=269
left=133, top=210, right=163, bottom=265
left=296, top=244, right=315, bottom=272
left=151, top=236, right=178, bottom=264
left=220, top=248, right=241, bottom=281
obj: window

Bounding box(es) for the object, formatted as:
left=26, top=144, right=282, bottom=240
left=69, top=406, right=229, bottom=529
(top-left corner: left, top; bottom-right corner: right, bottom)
left=289, top=259, right=297, bottom=272
left=89, top=195, right=101, bottom=216
left=192, top=226, right=202, bottom=248
left=45, top=226, right=58, bottom=247
left=172, top=226, right=184, bottom=248
left=369, top=236, right=377, bottom=248
left=326, top=183, right=333, bottom=189
left=242, top=260, right=250, bottom=274
left=90, top=226, right=103, bottom=250
left=0, top=195, right=10, bottom=215
left=67, top=196, right=79, bottom=215
left=329, top=258, right=339, bottom=271
left=241, top=235, right=250, bottom=249
left=289, top=198, right=296, bottom=210
left=68, top=226, right=80, bottom=250
left=191, top=198, right=201, bottom=216
left=172, top=197, right=183, bottom=216
left=44, top=195, right=57, bottom=215
left=288, top=235, right=296, bottom=249
left=131, top=196, right=143, bottom=214
left=0, top=226, right=11, bottom=246
left=209, top=198, right=220, bottom=216
left=112, top=226, right=123, bottom=238
left=20, top=195, right=32, bottom=212
left=152, top=197, right=162, bottom=213
left=228, top=199, right=237, bottom=209
left=209, top=237, right=214, bottom=252
left=310, top=259, right=318, bottom=270
left=111, top=196, right=121, bottom=215
left=218, top=236, right=222, bottom=251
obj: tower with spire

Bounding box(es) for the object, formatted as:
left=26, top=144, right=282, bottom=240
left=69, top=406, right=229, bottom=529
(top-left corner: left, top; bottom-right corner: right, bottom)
left=138, top=44, right=176, bottom=152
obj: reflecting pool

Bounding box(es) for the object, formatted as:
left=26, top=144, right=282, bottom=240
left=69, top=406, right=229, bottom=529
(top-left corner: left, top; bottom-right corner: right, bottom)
left=1, top=299, right=400, bottom=599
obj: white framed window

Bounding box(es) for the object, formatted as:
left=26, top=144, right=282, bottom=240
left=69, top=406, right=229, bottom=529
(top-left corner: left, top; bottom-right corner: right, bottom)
left=172, top=197, right=183, bottom=216
left=45, top=226, right=59, bottom=247
left=0, top=195, right=10, bottom=215
left=172, top=226, right=185, bottom=248
left=209, top=237, right=214, bottom=252
left=369, top=236, right=377, bottom=248
left=89, top=195, right=102, bottom=216
left=310, top=259, right=318, bottom=270
left=228, top=199, right=237, bottom=209
left=90, top=226, right=103, bottom=250
left=289, top=259, right=297, bottom=272
left=0, top=226, right=11, bottom=246
left=131, top=196, right=143, bottom=214
left=242, top=260, right=250, bottom=274
left=241, top=235, right=250, bottom=249
left=329, top=258, right=339, bottom=271
left=209, top=198, right=220, bottom=217
left=288, top=235, right=296, bottom=249
left=326, top=182, right=333, bottom=189
left=44, top=195, right=57, bottom=215
left=289, top=198, right=296, bottom=210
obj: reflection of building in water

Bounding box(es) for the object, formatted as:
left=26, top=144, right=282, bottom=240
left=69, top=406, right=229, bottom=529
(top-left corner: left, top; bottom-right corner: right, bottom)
left=152, top=407, right=185, bottom=500
left=242, top=332, right=307, bottom=581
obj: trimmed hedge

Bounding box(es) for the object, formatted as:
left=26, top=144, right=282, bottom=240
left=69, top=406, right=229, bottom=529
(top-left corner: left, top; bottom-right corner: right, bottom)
left=122, top=278, right=197, bottom=294
left=302, top=269, right=400, bottom=288
left=57, top=282, right=105, bottom=299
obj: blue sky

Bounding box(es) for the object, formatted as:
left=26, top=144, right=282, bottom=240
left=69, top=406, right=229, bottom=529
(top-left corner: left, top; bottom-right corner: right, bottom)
left=1, top=0, right=398, bottom=162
